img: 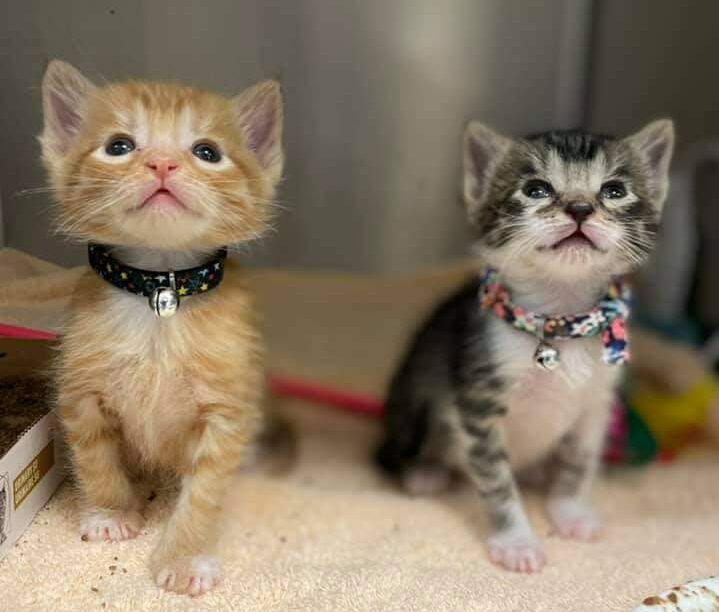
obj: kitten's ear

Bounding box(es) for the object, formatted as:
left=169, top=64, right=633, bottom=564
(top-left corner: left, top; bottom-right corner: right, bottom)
left=233, top=80, right=284, bottom=184
left=463, top=121, right=513, bottom=220
left=625, top=119, right=675, bottom=205
left=41, top=60, right=95, bottom=156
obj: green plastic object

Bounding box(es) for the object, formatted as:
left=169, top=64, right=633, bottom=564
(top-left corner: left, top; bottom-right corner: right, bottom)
left=624, top=405, right=659, bottom=465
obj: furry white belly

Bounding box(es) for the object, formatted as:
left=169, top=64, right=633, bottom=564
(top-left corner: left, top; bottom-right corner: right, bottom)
left=103, top=358, right=198, bottom=463
left=503, top=372, right=586, bottom=470
left=98, top=296, right=201, bottom=463
left=491, top=320, right=614, bottom=470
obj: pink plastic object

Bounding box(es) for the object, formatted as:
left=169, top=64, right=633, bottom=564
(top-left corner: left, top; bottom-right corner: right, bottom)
left=603, top=397, right=629, bottom=464
left=0, top=323, right=58, bottom=341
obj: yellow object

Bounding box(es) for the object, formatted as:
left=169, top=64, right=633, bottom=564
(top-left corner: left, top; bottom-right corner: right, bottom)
left=631, top=377, right=719, bottom=451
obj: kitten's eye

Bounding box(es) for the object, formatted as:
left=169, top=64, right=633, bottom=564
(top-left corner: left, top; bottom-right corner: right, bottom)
left=105, top=136, right=135, bottom=156
left=192, top=142, right=222, bottom=163
left=522, top=180, right=554, bottom=199
left=600, top=181, right=627, bottom=199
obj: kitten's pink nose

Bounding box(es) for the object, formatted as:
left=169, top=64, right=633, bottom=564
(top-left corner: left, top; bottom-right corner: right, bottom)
left=146, top=158, right=179, bottom=179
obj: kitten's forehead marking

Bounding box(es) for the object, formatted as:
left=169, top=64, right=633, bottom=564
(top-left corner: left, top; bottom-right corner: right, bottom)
left=543, top=148, right=608, bottom=194
left=132, top=100, right=150, bottom=148
left=128, top=100, right=216, bottom=154
left=106, top=91, right=178, bottom=149
left=177, top=105, right=196, bottom=149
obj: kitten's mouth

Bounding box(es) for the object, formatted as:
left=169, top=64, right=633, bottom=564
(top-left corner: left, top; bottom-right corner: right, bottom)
left=139, top=188, right=187, bottom=211
left=551, top=229, right=597, bottom=250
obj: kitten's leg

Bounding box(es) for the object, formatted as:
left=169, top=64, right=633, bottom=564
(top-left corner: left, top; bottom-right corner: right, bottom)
left=59, top=394, right=143, bottom=541
left=151, top=402, right=259, bottom=597
left=400, top=416, right=454, bottom=496
left=456, top=395, right=546, bottom=573
left=546, top=398, right=611, bottom=542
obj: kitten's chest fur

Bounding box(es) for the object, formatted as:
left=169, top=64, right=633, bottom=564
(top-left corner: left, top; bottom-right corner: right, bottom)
left=102, top=293, right=197, bottom=461
left=489, top=318, right=619, bottom=469
left=61, top=268, right=262, bottom=468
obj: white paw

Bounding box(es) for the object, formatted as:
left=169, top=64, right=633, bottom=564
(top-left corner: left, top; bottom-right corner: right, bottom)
left=155, top=555, right=221, bottom=597
left=547, top=498, right=603, bottom=541
left=403, top=465, right=452, bottom=496
left=487, top=529, right=546, bottom=573
left=80, top=509, right=144, bottom=542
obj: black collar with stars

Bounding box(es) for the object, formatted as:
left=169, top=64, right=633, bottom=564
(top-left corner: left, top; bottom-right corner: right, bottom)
left=88, top=243, right=227, bottom=316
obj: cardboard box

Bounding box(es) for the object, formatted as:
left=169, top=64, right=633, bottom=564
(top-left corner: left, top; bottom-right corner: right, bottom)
left=0, top=339, right=64, bottom=561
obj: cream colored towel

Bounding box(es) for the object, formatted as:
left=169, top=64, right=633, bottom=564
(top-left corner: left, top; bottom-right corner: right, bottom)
left=0, top=248, right=717, bottom=612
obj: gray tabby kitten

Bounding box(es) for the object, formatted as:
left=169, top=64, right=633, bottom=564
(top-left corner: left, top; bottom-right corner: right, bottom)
left=376, top=120, right=674, bottom=573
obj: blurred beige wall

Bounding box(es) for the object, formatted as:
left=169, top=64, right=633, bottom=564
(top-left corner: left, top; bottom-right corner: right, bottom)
left=0, top=0, right=590, bottom=272
left=588, top=0, right=719, bottom=150
left=588, top=0, right=719, bottom=330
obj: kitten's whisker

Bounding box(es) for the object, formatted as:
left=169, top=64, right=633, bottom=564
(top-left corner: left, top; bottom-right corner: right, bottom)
left=56, top=187, right=136, bottom=235
left=14, top=187, right=56, bottom=197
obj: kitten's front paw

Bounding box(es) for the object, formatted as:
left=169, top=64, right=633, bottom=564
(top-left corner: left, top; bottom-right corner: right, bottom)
left=547, top=497, right=603, bottom=541
left=487, top=530, right=546, bottom=573
left=154, top=555, right=221, bottom=597
left=80, top=509, right=144, bottom=542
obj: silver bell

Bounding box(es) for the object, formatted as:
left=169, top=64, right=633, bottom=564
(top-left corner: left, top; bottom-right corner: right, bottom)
left=534, top=341, right=560, bottom=371
left=149, top=286, right=179, bottom=317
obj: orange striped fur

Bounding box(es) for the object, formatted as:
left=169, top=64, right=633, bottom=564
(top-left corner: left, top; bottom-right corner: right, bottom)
left=40, top=61, right=283, bottom=596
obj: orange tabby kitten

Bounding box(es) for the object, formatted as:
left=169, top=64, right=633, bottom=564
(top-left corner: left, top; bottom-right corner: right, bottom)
left=40, top=60, right=283, bottom=596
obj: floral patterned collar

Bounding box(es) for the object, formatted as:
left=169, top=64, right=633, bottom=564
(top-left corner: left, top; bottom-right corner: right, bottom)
left=88, top=243, right=227, bottom=317
left=477, top=267, right=631, bottom=368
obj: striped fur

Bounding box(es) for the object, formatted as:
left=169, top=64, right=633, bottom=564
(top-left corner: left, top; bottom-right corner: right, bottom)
left=378, top=120, right=674, bottom=573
